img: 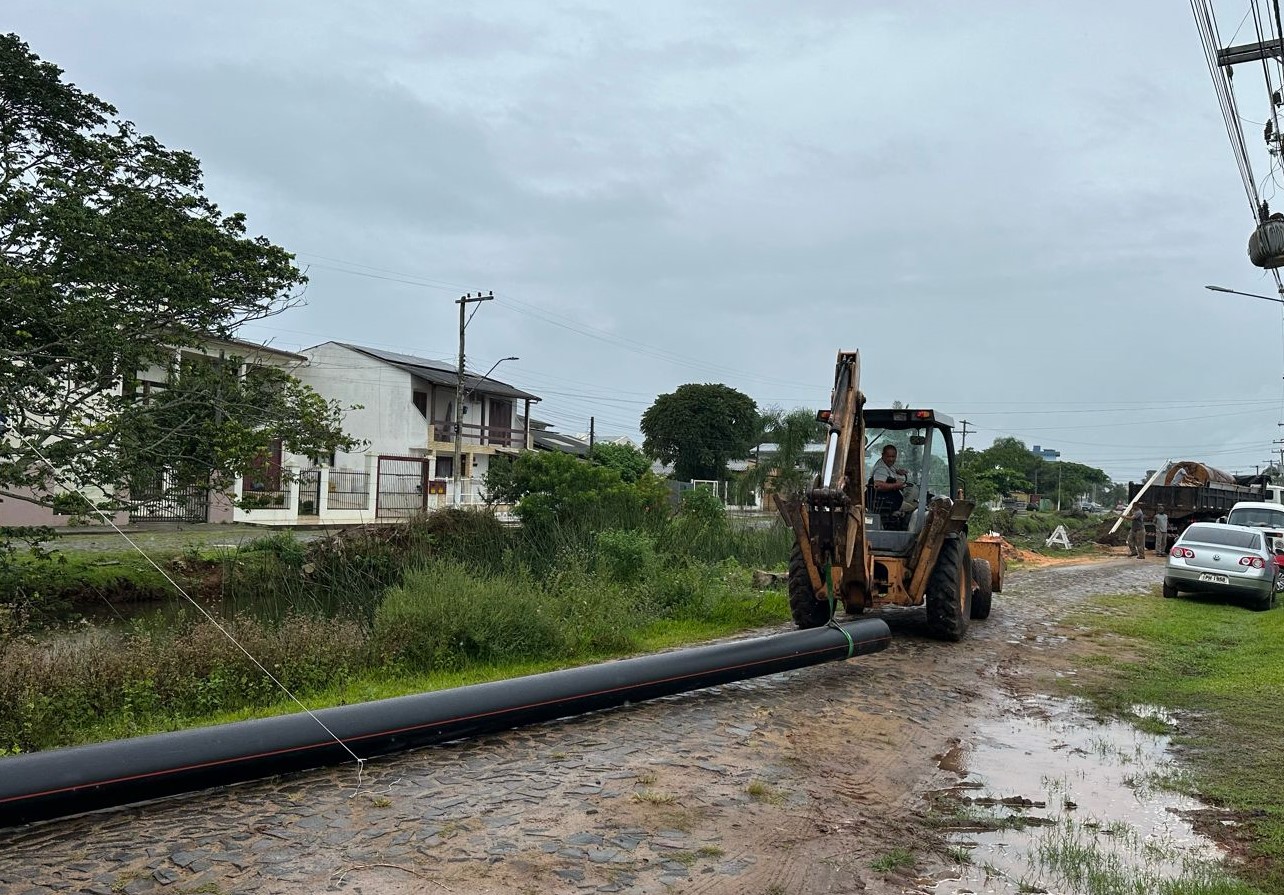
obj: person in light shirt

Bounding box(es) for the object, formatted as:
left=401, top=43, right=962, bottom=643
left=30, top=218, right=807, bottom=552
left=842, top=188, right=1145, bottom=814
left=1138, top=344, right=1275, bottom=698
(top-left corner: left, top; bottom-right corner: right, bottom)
left=1153, top=505, right=1169, bottom=556
left=869, top=444, right=910, bottom=529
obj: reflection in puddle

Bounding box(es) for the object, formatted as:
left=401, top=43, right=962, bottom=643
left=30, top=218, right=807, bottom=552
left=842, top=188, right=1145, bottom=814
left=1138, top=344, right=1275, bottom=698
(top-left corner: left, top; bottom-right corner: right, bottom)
left=930, top=695, right=1234, bottom=894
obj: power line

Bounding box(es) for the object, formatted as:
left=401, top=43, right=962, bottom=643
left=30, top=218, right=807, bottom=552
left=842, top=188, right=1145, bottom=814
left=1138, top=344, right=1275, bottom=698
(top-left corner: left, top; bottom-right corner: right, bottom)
left=290, top=250, right=821, bottom=390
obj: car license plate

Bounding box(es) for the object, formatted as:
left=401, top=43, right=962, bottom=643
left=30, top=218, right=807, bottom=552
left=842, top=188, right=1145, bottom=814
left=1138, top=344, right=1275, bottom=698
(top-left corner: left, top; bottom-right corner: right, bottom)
left=1198, top=573, right=1229, bottom=584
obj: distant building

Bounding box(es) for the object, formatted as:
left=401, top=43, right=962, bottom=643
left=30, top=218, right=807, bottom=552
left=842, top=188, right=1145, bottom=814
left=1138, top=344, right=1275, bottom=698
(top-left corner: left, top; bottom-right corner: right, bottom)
left=1032, top=444, right=1060, bottom=461
left=524, top=418, right=590, bottom=457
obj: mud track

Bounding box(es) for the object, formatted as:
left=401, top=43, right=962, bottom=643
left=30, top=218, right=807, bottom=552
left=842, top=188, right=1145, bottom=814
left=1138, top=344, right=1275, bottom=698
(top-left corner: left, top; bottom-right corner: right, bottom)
left=0, top=558, right=1162, bottom=895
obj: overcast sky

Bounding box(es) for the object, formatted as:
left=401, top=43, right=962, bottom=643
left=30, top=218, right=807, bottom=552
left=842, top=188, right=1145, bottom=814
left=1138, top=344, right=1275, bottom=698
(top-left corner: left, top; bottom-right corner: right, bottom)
left=10, top=1, right=1284, bottom=481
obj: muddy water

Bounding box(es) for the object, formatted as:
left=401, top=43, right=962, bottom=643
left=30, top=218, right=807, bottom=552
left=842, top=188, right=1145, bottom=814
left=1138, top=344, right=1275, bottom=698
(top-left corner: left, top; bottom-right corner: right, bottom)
left=931, top=694, right=1228, bottom=895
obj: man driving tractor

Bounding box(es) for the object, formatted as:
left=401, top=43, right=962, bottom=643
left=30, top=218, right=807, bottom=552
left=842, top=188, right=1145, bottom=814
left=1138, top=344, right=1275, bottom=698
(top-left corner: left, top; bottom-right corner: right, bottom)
left=869, top=443, right=912, bottom=530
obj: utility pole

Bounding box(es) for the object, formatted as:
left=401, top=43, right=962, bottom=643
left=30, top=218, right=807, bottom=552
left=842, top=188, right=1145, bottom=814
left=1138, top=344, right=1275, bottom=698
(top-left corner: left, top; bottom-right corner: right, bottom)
left=454, top=291, right=494, bottom=505
left=589, top=416, right=596, bottom=452
left=956, top=419, right=973, bottom=453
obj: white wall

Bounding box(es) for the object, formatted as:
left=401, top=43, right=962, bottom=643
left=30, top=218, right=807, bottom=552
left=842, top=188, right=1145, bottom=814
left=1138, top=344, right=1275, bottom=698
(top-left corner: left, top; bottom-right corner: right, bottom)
left=295, top=343, right=427, bottom=462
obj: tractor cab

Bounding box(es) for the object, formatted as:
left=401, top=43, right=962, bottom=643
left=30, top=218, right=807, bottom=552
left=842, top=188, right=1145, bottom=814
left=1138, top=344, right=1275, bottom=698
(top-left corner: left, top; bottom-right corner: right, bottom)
left=862, top=409, right=958, bottom=552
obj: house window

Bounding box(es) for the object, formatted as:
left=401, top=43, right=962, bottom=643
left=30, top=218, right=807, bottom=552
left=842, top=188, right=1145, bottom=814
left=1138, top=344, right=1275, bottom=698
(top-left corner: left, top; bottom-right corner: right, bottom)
left=412, top=390, right=429, bottom=418
left=435, top=456, right=453, bottom=479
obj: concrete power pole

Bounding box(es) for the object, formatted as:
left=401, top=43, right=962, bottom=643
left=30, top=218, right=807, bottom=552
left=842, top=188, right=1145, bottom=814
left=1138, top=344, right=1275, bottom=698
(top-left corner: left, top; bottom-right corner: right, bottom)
left=589, top=416, right=596, bottom=452
left=454, top=291, right=494, bottom=505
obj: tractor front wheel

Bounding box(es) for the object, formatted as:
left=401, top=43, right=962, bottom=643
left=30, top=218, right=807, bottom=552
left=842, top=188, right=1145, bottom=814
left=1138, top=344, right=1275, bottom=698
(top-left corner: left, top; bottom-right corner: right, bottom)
left=788, top=542, right=836, bottom=629
left=926, top=535, right=971, bottom=641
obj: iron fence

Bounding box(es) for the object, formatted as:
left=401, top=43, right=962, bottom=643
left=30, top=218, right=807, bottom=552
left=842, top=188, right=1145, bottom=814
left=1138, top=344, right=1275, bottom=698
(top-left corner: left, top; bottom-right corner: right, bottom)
left=327, top=468, right=370, bottom=511
left=129, top=472, right=209, bottom=523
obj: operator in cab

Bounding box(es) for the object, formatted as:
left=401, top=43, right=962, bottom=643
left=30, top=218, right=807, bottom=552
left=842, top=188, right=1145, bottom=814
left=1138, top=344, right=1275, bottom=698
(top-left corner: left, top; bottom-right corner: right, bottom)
left=869, top=444, right=911, bottom=530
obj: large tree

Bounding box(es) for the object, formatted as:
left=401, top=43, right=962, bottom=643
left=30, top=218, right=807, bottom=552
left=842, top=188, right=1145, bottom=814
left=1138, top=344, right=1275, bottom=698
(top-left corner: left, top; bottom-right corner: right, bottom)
left=588, top=441, right=652, bottom=484
left=958, top=436, right=1112, bottom=507
left=641, top=383, right=758, bottom=481
left=0, top=34, right=354, bottom=513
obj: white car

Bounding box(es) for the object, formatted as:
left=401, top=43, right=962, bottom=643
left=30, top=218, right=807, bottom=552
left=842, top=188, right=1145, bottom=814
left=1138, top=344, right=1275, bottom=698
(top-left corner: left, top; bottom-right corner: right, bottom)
left=1225, top=501, right=1284, bottom=552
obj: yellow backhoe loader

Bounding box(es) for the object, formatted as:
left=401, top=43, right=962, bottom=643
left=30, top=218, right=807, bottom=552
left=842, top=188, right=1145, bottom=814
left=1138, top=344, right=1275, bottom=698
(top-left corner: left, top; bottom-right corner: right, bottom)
left=775, top=350, right=1002, bottom=641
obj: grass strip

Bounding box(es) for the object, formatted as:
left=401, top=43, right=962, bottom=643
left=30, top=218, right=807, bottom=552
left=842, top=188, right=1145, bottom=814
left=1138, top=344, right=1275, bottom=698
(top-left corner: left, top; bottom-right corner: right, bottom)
left=1067, top=590, right=1284, bottom=894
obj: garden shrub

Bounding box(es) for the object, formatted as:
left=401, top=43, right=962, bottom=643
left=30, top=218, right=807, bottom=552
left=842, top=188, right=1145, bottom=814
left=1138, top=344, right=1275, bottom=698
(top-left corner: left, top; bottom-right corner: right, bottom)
left=594, top=529, right=657, bottom=584
left=373, top=562, right=569, bottom=671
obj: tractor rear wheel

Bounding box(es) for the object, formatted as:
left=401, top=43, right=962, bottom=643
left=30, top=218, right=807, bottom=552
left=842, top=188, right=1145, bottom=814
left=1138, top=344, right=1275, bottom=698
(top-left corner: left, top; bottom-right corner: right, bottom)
left=926, top=535, right=971, bottom=641
left=970, top=558, right=993, bottom=620
left=788, top=542, right=836, bottom=629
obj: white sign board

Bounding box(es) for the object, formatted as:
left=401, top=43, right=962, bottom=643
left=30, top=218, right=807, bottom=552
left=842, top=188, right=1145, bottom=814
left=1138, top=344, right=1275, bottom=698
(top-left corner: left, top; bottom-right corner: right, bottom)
left=1045, top=525, right=1072, bottom=550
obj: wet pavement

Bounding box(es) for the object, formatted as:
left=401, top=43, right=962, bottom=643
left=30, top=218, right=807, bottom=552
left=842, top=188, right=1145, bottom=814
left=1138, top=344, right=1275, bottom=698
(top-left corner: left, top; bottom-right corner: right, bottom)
left=0, top=558, right=1168, bottom=894
left=931, top=694, right=1225, bottom=895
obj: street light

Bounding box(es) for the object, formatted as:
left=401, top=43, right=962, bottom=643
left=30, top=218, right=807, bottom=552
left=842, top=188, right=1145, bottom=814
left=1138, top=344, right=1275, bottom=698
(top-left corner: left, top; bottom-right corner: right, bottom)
left=465, top=356, right=519, bottom=402
left=453, top=356, right=518, bottom=506
left=1204, top=284, right=1284, bottom=305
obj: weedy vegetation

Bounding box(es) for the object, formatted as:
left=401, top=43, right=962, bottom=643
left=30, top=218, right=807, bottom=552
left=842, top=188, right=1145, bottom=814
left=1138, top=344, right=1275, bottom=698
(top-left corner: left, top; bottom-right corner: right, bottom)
left=0, top=487, right=793, bottom=753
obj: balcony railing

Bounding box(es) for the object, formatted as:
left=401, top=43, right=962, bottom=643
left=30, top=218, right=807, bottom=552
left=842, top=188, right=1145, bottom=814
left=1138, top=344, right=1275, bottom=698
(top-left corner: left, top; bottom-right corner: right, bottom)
left=431, top=420, right=523, bottom=448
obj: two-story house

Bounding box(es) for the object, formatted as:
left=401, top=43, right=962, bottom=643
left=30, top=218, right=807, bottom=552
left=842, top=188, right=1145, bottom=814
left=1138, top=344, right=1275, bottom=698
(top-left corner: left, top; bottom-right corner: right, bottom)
left=266, top=342, right=541, bottom=522
left=0, top=336, right=308, bottom=528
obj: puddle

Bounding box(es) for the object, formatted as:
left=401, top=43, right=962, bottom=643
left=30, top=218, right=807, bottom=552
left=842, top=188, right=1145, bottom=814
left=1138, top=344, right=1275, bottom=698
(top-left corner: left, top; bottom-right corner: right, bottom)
left=930, top=695, right=1233, bottom=894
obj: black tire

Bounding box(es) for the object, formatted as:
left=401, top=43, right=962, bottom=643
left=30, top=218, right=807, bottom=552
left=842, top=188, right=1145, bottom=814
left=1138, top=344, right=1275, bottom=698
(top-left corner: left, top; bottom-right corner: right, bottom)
left=1253, top=587, right=1277, bottom=612
left=1162, top=579, right=1179, bottom=599
left=926, top=536, right=971, bottom=641
left=970, top=558, right=993, bottom=620
left=788, top=542, right=835, bottom=629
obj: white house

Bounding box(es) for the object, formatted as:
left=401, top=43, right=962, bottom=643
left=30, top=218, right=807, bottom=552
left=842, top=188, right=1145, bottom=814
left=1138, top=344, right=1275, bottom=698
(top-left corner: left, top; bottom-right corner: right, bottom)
left=0, top=336, right=308, bottom=529
left=230, top=342, right=541, bottom=525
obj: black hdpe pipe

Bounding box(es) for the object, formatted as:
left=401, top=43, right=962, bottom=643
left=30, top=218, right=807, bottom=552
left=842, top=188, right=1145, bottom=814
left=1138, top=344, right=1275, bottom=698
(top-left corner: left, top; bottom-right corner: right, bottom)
left=0, top=618, right=890, bottom=827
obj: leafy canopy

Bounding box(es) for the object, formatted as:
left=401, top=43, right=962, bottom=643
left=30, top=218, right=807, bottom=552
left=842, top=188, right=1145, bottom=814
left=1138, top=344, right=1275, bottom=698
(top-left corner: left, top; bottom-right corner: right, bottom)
left=640, top=383, right=758, bottom=481
left=484, top=450, right=667, bottom=527
left=588, top=441, right=651, bottom=483
left=737, top=407, right=824, bottom=502
left=0, top=34, right=355, bottom=510
left=958, top=436, right=1111, bottom=505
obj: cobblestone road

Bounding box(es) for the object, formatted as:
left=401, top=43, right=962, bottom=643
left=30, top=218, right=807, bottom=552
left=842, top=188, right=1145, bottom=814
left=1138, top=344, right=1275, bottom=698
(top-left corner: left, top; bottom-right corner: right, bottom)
left=0, top=558, right=1163, bottom=895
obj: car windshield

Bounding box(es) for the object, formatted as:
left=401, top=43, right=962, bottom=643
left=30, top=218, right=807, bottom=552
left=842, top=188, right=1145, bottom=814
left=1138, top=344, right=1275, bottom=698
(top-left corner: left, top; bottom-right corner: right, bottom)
left=1181, top=525, right=1262, bottom=550
left=1227, top=507, right=1284, bottom=529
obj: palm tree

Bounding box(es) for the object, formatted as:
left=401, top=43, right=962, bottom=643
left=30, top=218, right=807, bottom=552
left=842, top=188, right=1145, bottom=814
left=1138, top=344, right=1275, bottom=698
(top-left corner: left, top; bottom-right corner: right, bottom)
left=736, top=408, right=824, bottom=504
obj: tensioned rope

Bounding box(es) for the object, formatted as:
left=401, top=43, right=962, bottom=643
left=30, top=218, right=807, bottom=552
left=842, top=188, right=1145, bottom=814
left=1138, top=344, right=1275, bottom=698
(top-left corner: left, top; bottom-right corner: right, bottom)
left=14, top=431, right=367, bottom=777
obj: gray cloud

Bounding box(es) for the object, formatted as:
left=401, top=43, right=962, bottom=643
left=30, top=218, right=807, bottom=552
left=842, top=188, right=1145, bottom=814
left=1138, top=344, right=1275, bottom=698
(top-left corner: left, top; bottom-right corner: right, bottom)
left=8, top=0, right=1284, bottom=479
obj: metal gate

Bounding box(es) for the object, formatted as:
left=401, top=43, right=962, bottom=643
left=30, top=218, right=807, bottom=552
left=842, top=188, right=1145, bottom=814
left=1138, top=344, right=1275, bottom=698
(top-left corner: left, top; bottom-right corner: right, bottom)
left=376, top=456, right=429, bottom=519
left=297, top=468, right=322, bottom=516
left=129, top=474, right=210, bottom=523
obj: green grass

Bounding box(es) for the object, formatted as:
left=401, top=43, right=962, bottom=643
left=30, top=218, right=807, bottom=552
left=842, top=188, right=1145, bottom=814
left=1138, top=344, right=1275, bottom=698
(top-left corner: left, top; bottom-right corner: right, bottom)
left=1029, top=814, right=1258, bottom=895
left=0, top=507, right=795, bottom=752
left=0, top=570, right=790, bottom=752
left=1069, top=591, right=1284, bottom=894
left=5, top=548, right=181, bottom=616
left=869, top=847, right=915, bottom=873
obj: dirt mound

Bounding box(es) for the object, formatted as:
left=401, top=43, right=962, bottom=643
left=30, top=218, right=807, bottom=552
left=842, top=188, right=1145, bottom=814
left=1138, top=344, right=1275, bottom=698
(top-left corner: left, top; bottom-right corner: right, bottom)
left=973, top=533, right=1103, bottom=568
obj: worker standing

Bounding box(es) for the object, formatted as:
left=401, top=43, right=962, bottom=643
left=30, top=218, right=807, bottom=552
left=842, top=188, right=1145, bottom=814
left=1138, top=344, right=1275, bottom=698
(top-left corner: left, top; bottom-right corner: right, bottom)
left=1153, top=506, right=1169, bottom=557
left=1128, top=507, right=1146, bottom=558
